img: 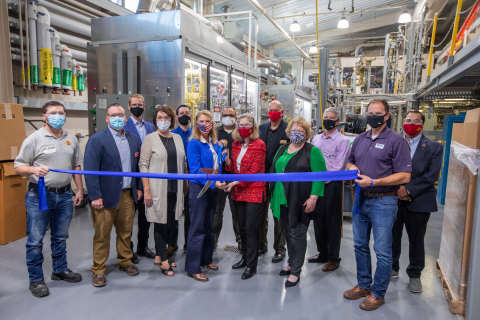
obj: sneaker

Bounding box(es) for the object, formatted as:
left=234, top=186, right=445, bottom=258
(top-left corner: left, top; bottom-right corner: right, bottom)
left=118, top=263, right=140, bottom=276
left=51, top=269, right=83, bottom=283
left=92, top=273, right=107, bottom=287
left=391, top=270, right=399, bottom=278
left=29, top=280, right=50, bottom=298
left=408, top=277, right=422, bottom=293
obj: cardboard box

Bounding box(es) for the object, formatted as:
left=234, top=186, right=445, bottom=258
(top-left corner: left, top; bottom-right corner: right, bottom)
left=0, top=162, right=27, bottom=244
left=0, top=104, right=26, bottom=161
left=452, top=123, right=464, bottom=143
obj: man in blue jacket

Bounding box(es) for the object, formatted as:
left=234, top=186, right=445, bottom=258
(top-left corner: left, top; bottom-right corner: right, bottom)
left=124, top=94, right=156, bottom=261
left=84, top=103, right=143, bottom=288
left=391, top=110, right=443, bottom=293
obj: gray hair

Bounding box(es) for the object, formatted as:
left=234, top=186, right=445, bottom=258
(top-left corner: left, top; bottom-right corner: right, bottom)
left=323, top=107, right=340, bottom=120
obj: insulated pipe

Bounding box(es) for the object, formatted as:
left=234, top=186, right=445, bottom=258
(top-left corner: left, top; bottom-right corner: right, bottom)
left=76, top=61, right=87, bottom=68
left=56, top=32, right=88, bottom=48
left=51, top=28, right=61, bottom=93
left=71, top=59, right=78, bottom=94
left=354, top=42, right=385, bottom=57
left=69, top=48, right=87, bottom=61
left=61, top=45, right=72, bottom=94
left=37, top=6, right=53, bottom=90
left=61, top=0, right=110, bottom=17
left=136, top=0, right=176, bottom=13
left=48, top=11, right=91, bottom=37
left=315, top=0, right=323, bottom=129
left=37, top=0, right=91, bottom=24
left=18, top=0, right=25, bottom=89
left=25, top=1, right=31, bottom=90
left=247, top=0, right=314, bottom=64
left=257, top=59, right=281, bottom=74
left=28, top=0, right=38, bottom=89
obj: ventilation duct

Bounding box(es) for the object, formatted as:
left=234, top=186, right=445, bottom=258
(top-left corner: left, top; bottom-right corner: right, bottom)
left=355, top=42, right=385, bottom=57
left=257, top=59, right=281, bottom=75
left=136, top=0, right=178, bottom=13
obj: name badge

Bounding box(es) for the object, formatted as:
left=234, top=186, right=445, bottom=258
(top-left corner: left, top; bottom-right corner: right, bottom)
left=280, top=140, right=287, bottom=144
left=324, top=151, right=330, bottom=157
left=375, top=143, right=384, bottom=150
left=43, top=146, right=56, bottom=154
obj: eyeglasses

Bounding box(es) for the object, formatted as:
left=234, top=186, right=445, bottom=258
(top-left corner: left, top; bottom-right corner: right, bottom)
left=290, top=129, right=305, bottom=134
left=323, top=116, right=337, bottom=120
left=129, top=104, right=144, bottom=108
left=178, top=110, right=191, bottom=116
left=108, top=114, right=126, bottom=117
left=403, top=118, right=423, bottom=124
left=223, top=114, right=236, bottom=118
left=197, top=119, right=212, bottom=124
left=366, top=112, right=386, bottom=116
left=238, top=123, right=253, bottom=128
left=157, top=116, right=171, bottom=121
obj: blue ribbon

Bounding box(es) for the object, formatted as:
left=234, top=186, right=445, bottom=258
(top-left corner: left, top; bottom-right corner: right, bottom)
left=38, top=169, right=362, bottom=212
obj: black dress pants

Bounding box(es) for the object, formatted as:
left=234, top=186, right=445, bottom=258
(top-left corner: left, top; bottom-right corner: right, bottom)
left=392, top=203, right=431, bottom=278
left=234, top=200, right=263, bottom=269
left=213, top=190, right=240, bottom=246
left=280, top=205, right=309, bottom=277
left=154, top=192, right=177, bottom=261
left=312, top=181, right=343, bottom=262
left=130, top=196, right=150, bottom=252
left=183, top=186, right=190, bottom=249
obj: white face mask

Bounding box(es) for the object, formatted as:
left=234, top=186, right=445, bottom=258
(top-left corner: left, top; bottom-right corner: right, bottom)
left=157, top=121, right=171, bottom=132
left=222, top=116, right=235, bottom=127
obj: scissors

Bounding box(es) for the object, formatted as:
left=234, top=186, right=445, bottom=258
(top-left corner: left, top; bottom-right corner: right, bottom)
left=197, top=144, right=227, bottom=198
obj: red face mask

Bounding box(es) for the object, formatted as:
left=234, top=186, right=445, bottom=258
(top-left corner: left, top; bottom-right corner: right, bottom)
left=403, top=123, right=423, bottom=136
left=239, top=126, right=254, bottom=139
left=268, top=110, right=282, bottom=122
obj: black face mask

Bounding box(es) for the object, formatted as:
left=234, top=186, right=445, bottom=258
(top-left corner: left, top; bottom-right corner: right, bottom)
left=323, top=119, right=337, bottom=131
left=130, top=107, right=144, bottom=117
left=178, top=114, right=191, bottom=126
left=367, top=115, right=385, bottom=129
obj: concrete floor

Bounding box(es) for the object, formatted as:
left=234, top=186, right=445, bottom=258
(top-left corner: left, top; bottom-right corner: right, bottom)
left=0, top=202, right=456, bottom=320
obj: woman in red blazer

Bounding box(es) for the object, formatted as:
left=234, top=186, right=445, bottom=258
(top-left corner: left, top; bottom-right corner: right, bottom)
left=224, top=113, right=266, bottom=280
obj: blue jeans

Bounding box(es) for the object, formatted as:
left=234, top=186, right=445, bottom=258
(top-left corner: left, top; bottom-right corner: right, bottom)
left=25, top=186, right=74, bottom=282
left=352, top=194, right=398, bottom=299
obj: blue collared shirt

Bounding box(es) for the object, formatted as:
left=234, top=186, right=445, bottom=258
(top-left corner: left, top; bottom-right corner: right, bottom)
left=131, top=116, right=147, bottom=143
left=405, top=134, right=422, bottom=159
left=171, top=126, right=192, bottom=153
left=108, top=126, right=132, bottom=188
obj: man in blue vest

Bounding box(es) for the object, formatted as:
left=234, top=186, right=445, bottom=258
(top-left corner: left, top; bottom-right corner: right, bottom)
left=124, top=94, right=156, bottom=261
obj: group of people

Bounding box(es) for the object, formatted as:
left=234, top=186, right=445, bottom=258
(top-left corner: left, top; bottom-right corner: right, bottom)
left=14, top=95, right=443, bottom=311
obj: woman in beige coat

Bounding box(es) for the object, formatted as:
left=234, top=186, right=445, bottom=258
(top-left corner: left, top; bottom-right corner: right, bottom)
left=139, top=105, right=186, bottom=277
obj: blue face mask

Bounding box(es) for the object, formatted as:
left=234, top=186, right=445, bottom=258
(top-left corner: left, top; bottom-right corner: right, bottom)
left=48, top=114, right=65, bottom=129
left=109, top=116, right=126, bottom=130
left=290, top=131, right=305, bottom=144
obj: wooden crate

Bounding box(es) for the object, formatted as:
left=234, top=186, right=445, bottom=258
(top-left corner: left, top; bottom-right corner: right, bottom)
left=436, top=259, right=466, bottom=316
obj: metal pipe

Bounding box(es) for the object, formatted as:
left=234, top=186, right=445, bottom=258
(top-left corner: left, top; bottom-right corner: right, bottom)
left=25, top=0, right=31, bottom=90
left=199, top=0, right=203, bottom=16
left=426, top=13, right=438, bottom=82
left=248, top=12, right=252, bottom=67
left=28, top=0, right=38, bottom=89
left=48, top=11, right=91, bottom=37
left=247, top=0, right=314, bottom=64
left=61, top=0, right=110, bottom=17
left=136, top=0, right=176, bottom=13
left=448, top=0, right=463, bottom=60
left=414, top=6, right=426, bottom=91
left=355, top=42, right=385, bottom=57
left=18, top=0, right=25, bottom=89
left=37, top=0, right=91, bottom=24
left=57, top=32, right=88, bottom=48
left=256, top=59, right=281, bottom=74
left=254, top=16, right=258, bottom=69
left=316, top=0, right=323, bottom=130
left=69, top=48, right=87, bottom=61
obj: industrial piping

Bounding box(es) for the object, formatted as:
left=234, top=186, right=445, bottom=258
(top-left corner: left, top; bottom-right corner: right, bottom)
left=257, top=59, right=281, bottom=74
left=355, top=42, right=386, bottom=57
left=247, top=0, right=315, bottom=64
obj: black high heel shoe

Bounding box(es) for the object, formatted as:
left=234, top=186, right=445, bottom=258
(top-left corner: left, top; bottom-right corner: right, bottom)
left=285, top=276, right=300, bottom=288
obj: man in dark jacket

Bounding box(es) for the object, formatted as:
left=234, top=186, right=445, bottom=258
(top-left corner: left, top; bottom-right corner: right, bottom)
left=391, top=110, right=443, bottom=293
left=259, top=101, right=289, bottom=263
left=84, top=103, right=143, bottom=288
left=213, top=107, right=241, bottom=250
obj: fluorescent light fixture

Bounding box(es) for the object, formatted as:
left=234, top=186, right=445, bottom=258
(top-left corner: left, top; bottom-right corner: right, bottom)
left=290, top=20, right=300, bottom=32
left=398, top=10, right=411, bottom=23
left=337, top=16, right=349, bottom=29
left=444, top=98, right=466, bottom=101
left=309, top=45, right=318, bottom=54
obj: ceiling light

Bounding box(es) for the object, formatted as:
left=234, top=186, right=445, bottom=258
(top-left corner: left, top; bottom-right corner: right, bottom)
left=398, top=10, right=411, bottom=23
left=290, top=20, right=300, bottom=32
left=309, top=44, right=318, bottom=54
left=337, top=16, right=349, bottom=29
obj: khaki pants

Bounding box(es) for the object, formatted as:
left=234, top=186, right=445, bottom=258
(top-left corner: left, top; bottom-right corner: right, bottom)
left=90, top=192, right=135, bottom=274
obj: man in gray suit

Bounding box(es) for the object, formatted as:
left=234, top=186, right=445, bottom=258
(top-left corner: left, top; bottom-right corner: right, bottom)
left=391, top=110, right=443, bottom=293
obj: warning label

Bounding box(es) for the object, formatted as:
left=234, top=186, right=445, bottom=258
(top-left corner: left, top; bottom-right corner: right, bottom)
left=40, top=48, right=53, bottom=84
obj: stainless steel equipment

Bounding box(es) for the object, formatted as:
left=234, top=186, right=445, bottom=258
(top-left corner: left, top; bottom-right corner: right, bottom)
left=87, top=9, right=259, bottom=135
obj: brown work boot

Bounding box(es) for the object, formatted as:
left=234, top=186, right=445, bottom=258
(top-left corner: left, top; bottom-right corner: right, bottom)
left=92, top=273, right=107, bottom=287
left=322, top=261, right=340, bottom=272
left=343, top=285, right=371, bottom=300
left=359, top=294, right=385, bottom=311
left=118, top=264, right=140, bottom=276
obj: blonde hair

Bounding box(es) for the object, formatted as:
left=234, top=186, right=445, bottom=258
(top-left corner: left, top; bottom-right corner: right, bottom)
left=129, top=94, right=145, bottom=104
left=286, top=116, right=313, bottom=140
left=231, top=113, right=259, bottom=142
left=191, top=110, right=218, bottom=143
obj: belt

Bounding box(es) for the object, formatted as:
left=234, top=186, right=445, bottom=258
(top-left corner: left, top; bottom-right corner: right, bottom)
left=361, top=190, right=397, bottom=198
left=30, top=183, right=71, bottom=194
left=122, top=188, right=131, bottom=193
